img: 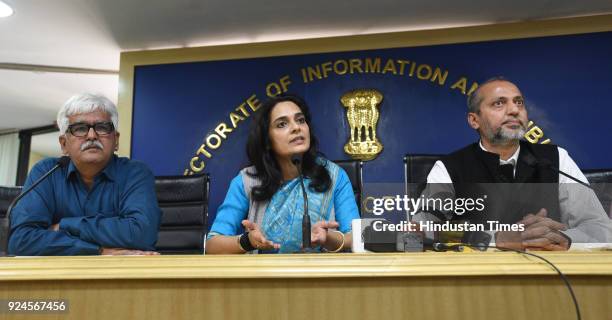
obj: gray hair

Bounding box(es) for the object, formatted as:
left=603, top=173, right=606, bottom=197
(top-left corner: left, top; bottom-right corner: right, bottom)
left=57, top=93, right=119, bottom=134
left=467, top=76, right=512, bottom=114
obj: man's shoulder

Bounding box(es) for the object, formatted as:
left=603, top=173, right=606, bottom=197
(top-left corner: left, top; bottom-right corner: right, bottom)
left=29, top=157, right=62, bottom=175
left=22, top=157, right=65, bottom=188
left=523, top=140, right=558, bottom=152
left=442, top=143, right=478, bottom=162
left=521, top=141, right=560, bottom=160
left=34, top=157, right=60, bottom=168
left=113, top=156, right=154, bottom=176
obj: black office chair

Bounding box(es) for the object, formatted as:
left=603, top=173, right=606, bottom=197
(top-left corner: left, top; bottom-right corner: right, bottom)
left=155, top=174, right=209, bottom=254
left=333, top=159, right=364, bottom=215
left=583, top=169, right=612, bottom=218
left=403, top=154, right=442, bottom=198
left=583, top=169, right=612, bottom=184
left=0, top=186, right=22, bottom=219
left=0, top=186, right=22, bottom=255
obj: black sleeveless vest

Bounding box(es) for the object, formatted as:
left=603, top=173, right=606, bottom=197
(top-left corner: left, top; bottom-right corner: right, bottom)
left=441, top=140, right=560, bottom=224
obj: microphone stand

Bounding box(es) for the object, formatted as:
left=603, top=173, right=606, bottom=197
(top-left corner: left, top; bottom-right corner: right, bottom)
left=291, top=156, right=310, bottom=251
left=522, top=153, right=591, bottom=189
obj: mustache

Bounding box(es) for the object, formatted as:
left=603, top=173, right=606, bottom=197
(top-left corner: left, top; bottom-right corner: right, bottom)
left=503, top=118, right=526, bottom=128
left=80, top=140, right=104, bottom=151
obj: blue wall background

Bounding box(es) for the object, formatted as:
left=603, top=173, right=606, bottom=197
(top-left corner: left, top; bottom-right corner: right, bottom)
left=132, top=32, right=612, bottom=224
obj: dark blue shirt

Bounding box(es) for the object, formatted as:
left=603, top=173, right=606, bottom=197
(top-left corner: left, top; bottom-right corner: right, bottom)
left=8, top=155, right=161, bottom=255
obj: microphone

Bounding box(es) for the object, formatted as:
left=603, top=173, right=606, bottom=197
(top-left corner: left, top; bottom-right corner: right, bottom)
left=432, top=242, right=453, bottom=252
left=522, top=152, right=591, bottom=189
left=1, top=156, right=70, bottom=256
left=431, top=242, right=470, bottom=252
left=291, top=155, right=311, bottom=250
left=431, top=230, right=492, bottom=252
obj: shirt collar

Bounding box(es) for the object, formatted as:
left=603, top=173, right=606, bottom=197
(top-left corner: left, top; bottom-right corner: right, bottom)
left=66, top=160, right=78, bottom=180
left=479, top=140, right=520, bottom=167
left=65, top=155, right=117, bottom=182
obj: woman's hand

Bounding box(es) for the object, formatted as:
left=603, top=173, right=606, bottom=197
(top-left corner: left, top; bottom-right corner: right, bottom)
left=310, top=220, right=340, bottom=247
left=241, top=220, right=280, bottom=250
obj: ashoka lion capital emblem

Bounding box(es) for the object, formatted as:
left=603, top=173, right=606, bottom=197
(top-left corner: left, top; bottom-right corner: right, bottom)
left=341, top=89, right=383, bottom=161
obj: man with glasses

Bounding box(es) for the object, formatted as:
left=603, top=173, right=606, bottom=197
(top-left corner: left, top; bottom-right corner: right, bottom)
left=419, top=77, right=612, bottom=250
left=8, top=93, right=161, bottom=255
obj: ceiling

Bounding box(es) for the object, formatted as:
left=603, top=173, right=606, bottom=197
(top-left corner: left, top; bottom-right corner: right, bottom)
left=1, top=0, right=612, bottom=156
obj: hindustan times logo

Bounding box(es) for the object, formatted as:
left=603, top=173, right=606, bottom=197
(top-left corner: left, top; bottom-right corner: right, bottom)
left=370, top=195, right=487, bottom=215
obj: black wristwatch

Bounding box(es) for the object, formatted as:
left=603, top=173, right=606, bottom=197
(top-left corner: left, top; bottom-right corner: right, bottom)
left=239, top=232, right=256, bottom=252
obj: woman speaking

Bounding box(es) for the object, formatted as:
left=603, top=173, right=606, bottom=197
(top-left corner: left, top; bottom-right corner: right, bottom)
left=206, top=94, right=359, bottom=254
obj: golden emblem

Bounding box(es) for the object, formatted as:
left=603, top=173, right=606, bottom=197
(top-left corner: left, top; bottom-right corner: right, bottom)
left=341, top=89, right=384, bottom=161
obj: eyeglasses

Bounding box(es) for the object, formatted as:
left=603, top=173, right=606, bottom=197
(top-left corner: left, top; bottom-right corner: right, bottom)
left=67, top=122, right=115, bottom=137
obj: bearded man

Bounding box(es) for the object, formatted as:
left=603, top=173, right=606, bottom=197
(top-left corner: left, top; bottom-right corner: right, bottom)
left=424, top=77, right=612, bottom=250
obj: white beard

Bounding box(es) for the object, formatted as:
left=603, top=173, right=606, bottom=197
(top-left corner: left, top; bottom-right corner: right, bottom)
left=483, top=125, right=526, bottom=145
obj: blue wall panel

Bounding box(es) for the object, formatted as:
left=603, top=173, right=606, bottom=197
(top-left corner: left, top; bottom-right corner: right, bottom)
left=132, top=32, right=612, bottom=224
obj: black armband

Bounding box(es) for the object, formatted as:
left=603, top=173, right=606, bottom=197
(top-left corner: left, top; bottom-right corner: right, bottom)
left=239, top=232, right=256, bottom=252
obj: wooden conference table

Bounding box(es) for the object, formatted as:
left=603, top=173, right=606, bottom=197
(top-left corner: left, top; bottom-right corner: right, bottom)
left=0, top=252, right=611, bottom=320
